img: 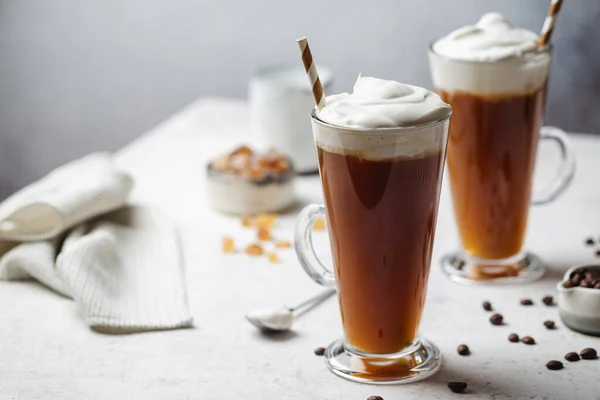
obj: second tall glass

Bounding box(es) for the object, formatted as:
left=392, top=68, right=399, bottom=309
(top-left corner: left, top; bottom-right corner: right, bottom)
left=429, top=46, right=576, bottom=284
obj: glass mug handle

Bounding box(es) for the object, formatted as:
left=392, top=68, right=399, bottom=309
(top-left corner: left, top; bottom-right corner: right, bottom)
left=531, top=126, right=576, bottom=205
left=294, top=204, right=336, bottom=288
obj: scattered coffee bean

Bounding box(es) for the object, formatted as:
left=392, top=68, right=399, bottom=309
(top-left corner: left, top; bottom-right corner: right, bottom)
left=447, top=382, right=467, bottom=393
left=542, top=296, right=554, bottom=306
left=546, top=360, right=563, bottom=370
left=585, top=237, right=595, bottom=246
left=543, top=320, right=555, bottom=330
left=508, top=333, right=520, bottom=343
left=596, top=249, right=600, bottom=258
left=482, top=301, right=492, bottom=311
left=457, top=344, right=470, bottom=356
left=367, top=396, right=383, bottom=400
left=565, top=352, right=580, bottom=362
left=522, top=336, right=535, bottom=345
left=314, top=347, right=325, bottom=356
left=580, top=348, right=598, bottom=360
left=490, top=314, right=504, bottom=326
left=520, top=299, right=533, bottom=306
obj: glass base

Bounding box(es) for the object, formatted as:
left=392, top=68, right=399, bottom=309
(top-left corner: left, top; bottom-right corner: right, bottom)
left=441, top=251, right=545, bottom=285
left=323, top=338, right=442, bottom=385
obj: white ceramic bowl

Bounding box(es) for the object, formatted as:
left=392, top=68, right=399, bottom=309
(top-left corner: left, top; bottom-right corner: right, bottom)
left=557, top=264, right=600, bottom=336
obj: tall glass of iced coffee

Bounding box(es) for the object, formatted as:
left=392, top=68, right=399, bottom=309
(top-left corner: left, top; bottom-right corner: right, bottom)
left=294, top=76, right=452, bottom=383
left=429, top=13, right=575, bottom=284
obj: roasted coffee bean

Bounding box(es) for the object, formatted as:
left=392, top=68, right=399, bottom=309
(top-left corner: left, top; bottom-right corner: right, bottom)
left=565, top=352, right=580, bottom=362
left=482, top=301, right=492, bottom=311
left=546, top=360, right=563, bottom=370
left=581, top=280, right=593, bottom=288
left=542, top=296, right=554, bottom=306
left=595, top=282, right=600, bottom=289
left=521, top=336, right=535, bottom=345
left=447, top=382, right=467, bottom=393
left=571, top=274, right=583, bottom=285
left=490, top=314, right=504, bottom=325
left=585, top=271, right=596, bottom=281
left=564, top=280, right=576, bottom=288
left=457, top=344, right=470, bottom=356
left=596, top=250, right=600, bottom=258
left=314, top=347, right=325, bottom=356
left=585, top=237, right=595, bottom=246
left=367, top=396, right=383, bottom=400
left=580, top=348, right=598, bottom=360
left=544, top=320, right=555, bottom=330
left=520, top=299, right=533, bottom=306
left=508, top=333, right=520, bottom=343
left=570, top=270, right=583, bottom=280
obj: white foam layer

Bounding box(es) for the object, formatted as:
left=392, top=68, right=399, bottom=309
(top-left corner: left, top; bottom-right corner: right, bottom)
left=430, top=13, right=551, bottom=96
left=433, top=12, right=539, bottom=62
left=429, top=51, right=550, bottom=96
left=316, top=76, right=451, bottom=129
left=312, top=118, right=448, bottom=160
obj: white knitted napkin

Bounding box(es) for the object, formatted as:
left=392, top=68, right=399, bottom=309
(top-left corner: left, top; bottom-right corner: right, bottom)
left=0, top=154, right=193, bottom=333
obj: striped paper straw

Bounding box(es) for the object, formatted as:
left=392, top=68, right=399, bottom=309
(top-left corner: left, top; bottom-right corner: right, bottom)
left=296, top=37, right=326, bottom=111
left=537, top=0, right=564, bottom=47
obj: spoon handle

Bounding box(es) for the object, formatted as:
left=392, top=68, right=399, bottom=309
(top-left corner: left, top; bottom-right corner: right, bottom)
left=290, top=288, right=336, bottom=314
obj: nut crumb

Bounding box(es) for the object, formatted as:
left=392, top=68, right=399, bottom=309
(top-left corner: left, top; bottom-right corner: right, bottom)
left=267, top=252, right=280, bottom=263
left=245, top=243, right=264, bottom=256
left=253, top=213, right=278, bottom=229
left=275, top=240, right=292, bottom=249
left=241, top=216, right=252, bottom=227
left=313, top=217, right=326, bottom=231
left=257, top=227, right=271, bottom=241
left=222, top=237, right=235, bottom=253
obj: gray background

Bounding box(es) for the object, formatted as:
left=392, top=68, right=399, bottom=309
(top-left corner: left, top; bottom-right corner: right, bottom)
left=1, top=0, right=598, bottom=199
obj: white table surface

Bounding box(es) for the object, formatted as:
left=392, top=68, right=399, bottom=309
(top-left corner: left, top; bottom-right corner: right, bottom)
left=2, top=98, right=600, bottom=400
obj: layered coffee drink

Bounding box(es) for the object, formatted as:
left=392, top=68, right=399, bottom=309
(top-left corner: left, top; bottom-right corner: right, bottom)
left=317, top=148, right=443, bottom=353
left=313, top=76, right=451, bottom=354
left=430, top=13, right=552, bottom=279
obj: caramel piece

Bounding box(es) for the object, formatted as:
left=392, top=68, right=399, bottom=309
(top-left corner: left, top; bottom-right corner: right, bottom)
left=267, top=252, right=280, bottom=263
left=257, top=227, right=271, bottom=241
left=230, top=145, right=253, bottom=157
left=211, top=155, right=230, bottom=172
left=313, top=217, right=326, bottom=231
left=245, top=243, right=264, bottom=256
left=210, top=145, right=291, bottom=183
left=241, top=216, right=252, bottom=228
left=275, top=240, right=292, bottom=249
left=253, top=213, right=278, bottom=229
left=222, top=237, right=235, bottom=253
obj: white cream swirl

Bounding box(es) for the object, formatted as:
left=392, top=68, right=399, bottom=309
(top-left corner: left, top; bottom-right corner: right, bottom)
left=316, top=75, right=452, bottom=129
left=433, top=12, right=539, bottom=62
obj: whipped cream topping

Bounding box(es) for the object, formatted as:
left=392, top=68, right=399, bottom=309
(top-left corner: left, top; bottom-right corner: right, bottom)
left=316, top=76, right=452, bottom=129
left=433, top=12, right=539, bottom=62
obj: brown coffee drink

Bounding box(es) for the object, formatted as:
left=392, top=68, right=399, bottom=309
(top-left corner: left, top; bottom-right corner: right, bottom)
left=317, top=146, right=445, bottom=354
left=429, top=13, right=575, bottom=284
left=438, top=86, right=547, bottom=261
left=297, top=77, right=450, bottom=382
